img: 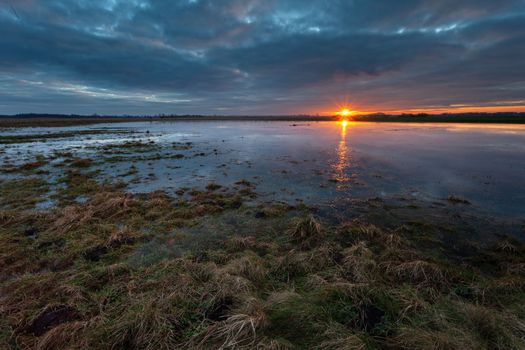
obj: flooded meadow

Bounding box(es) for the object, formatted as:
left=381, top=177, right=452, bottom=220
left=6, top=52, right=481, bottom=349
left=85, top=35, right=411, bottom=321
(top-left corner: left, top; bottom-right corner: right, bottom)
left=2, top=121, right=524, bottom=215
left=1, top=120, right=525, bottom=349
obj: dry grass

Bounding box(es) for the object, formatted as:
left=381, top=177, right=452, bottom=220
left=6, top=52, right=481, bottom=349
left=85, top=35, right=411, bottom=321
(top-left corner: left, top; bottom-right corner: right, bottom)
left=48, top=192, right=135, bottom=234
left=385, top=260, right=446, bottom=287
left=393, top=326, right=477, bottom=350
left=226, top=235, right=276, bottom=254
left=506, top=263, right=525, bottom=276
left=196, top=298, right=268, bottom=349
left=108, top=294, right=183, bottom=350
left=0, top=209, right=17, bottom=224
left=255, top=337, right=295, bottom=349
left=3, top=159, right=47, bottom=173
left=70, top=158, right=93, bottom=168
left=227, top=235, right=258, bottom=251
left=384, top=232, right=404, bottom=247
left=389, top=287, right=427, bottom=319
left=224, top=253, right=267, bottom=283
left=495, top=240, right=518, bottom=253
left=35, top=316, right=102, bottom=350
left=147, top=190, right=172, bottom=208
left=481, top=276, right=525, bottom=298
left=342, top=242, right=377, bottom=283
left=2, top=169, right=525, bottom=349
left=271, top=250, right=316, bottom=282
left=106, top=228, right=140, bottom=248
left=314, top=324, right=366, bottom=350
left=288, top=215, right=322, bottom=241
left=265, top=291, right=300, bottom=308
left=339, top=221, right=384, bottom=242
left=214, top=271, right=254, bottom=296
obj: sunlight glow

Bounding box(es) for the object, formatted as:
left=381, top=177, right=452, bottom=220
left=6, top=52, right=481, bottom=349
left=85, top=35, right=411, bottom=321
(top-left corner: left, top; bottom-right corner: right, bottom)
left=338, top=108, right=351, bottom=117
left=335, top=107, right=360, bottom=119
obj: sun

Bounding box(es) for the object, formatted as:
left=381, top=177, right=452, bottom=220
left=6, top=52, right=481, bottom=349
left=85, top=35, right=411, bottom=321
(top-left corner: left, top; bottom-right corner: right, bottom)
left=339, top=108, right=351, bottom=117
left=336, top=108, right=356, bottom=119
left=331, top=97, right=360, bottom=118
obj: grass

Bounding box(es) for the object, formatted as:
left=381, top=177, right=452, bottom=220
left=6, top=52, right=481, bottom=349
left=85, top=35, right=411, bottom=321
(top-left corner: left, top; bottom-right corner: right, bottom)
left=1, top=167, right=525, bottom=349
left=2, top=158, right=48, bottom=173
left=70, top=158, right=93, bottom=168
left=97, top=141, right=160, bottom=155
left=288, top=215, right=322, bottom=245
left=0, top=178, right=49, bottom=210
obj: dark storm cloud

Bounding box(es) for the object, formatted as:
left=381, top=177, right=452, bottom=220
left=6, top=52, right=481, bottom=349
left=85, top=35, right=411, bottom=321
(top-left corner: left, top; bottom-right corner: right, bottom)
left=210, top=32, right=462, bottom=90
left=0, top=15, right=237, bottom=91
left=0, top=0, right=524, bottom=114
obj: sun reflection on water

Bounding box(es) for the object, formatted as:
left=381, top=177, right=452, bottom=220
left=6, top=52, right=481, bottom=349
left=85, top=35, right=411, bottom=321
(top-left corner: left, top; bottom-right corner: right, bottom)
left=332, top=120, right=353, bottom=186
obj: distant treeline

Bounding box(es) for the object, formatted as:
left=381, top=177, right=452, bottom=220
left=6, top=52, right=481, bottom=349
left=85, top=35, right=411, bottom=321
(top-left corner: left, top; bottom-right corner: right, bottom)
left=353, top=112, right=525, bottom=123
left=0, top=114, right=336, bottom=127
left=1, top=112, right=525, bottom=125
left=0, top=113, right=142, bottom=119
left=0, top=113, right=326, bottom=119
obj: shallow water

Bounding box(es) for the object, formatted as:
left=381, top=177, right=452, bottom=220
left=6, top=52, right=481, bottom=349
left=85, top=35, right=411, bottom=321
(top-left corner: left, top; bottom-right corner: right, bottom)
left=1, top=121, right=525, bottom=218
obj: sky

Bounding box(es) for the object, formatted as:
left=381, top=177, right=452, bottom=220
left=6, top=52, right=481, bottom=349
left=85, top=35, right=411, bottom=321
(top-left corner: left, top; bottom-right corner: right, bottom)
left=1, top=0, right=525, bottom=116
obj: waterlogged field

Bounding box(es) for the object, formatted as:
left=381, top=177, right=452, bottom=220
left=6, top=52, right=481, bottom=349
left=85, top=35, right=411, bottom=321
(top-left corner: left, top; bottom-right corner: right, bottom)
left=1, top=121, right=525, bottom=349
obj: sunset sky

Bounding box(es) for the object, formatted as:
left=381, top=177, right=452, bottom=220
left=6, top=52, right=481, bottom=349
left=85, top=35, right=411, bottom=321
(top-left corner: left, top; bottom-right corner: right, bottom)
left=1, top=0, right=525, bottom=115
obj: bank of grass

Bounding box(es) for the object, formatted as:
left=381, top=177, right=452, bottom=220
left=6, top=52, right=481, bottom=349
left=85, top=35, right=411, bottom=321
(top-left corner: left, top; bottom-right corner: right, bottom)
left=1, top=173, right=525, bottom=349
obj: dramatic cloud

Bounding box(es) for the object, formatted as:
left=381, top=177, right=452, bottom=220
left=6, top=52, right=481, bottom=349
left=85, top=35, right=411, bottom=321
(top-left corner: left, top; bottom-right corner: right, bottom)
left=0, top=0, right=524, bottom=114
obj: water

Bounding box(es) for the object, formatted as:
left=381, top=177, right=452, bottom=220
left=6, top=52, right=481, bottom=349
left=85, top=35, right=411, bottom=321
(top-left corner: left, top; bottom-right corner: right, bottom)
left=1, top=121, right=525, bottom=217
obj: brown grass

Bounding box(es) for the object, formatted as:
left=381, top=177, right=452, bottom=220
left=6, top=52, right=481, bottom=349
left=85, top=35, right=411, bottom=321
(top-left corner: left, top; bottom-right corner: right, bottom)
left=385, top=260, right=446, bottom=287
left=2, top=168, right=525, bottom=349
left=106, top=228, right=140, bottom=248
left=224, top=253, right=267, bottom=283
left=48, top=192, right=135, bottom=234
left=314, top=324, right=366, bottom=350
left=392, top=326, right=477, bottom=349
left=196, top=298, right=268, bottom=349
left=288, top=215, right=322, bottom=246
left=108, top=294, right=183, bottom=350
left=70, top=158, right=93, bottom=168
left=341, top=242, right=377, bottom=283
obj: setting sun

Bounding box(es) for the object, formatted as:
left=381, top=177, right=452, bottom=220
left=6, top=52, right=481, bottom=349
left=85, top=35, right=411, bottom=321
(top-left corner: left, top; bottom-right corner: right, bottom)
left=339, top=109, right=351, bottom=117
left=336, top=108, right=358, bottom=118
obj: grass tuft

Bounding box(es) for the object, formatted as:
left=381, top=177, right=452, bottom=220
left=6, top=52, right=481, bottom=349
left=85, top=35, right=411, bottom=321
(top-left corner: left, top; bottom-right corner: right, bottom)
left=197, top=298, right=268, bottom=349
left=288, top=215, right=322, bottom=242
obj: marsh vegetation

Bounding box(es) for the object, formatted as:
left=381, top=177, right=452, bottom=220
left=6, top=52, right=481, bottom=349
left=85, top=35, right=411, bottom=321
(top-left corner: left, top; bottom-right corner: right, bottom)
left=1, top=122, right=524, bottom=349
